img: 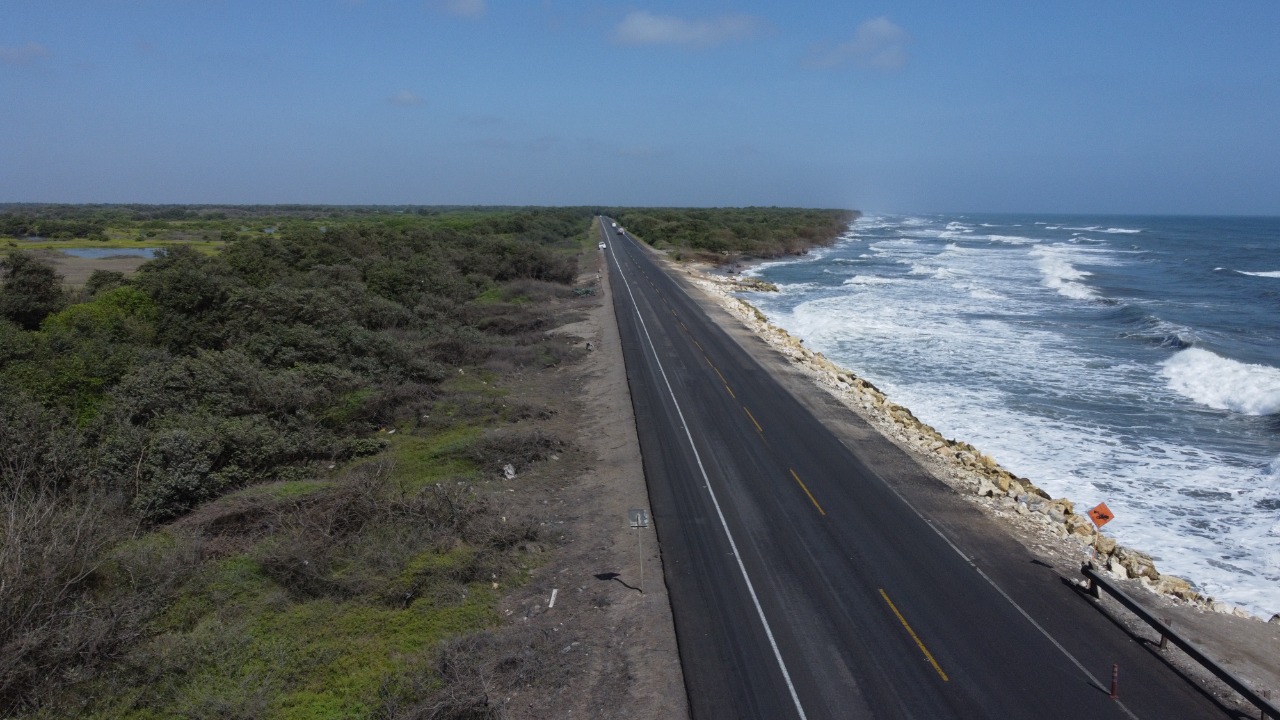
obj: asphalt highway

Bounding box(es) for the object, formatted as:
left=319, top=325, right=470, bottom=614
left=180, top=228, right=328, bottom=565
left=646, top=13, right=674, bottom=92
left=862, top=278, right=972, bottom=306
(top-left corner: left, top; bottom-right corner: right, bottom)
left=599, top=219, right=1236, bottom=720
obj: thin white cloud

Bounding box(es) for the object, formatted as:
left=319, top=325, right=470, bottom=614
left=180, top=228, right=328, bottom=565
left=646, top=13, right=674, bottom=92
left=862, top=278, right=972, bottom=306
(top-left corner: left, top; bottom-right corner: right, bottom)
left=389, top=90, right=425, bottom=106
left=614, top=11, right=761, bottom=48
left=809, top=16, right=909, bottom=71
left=433, top=0, right=486, bottom=19
left=0, top=42, right=51, bottom=67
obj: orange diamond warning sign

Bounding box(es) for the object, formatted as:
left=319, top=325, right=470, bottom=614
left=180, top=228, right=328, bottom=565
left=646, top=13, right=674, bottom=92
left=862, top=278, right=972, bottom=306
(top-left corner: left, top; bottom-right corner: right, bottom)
left=1088, top=502, right=1114, bottom=528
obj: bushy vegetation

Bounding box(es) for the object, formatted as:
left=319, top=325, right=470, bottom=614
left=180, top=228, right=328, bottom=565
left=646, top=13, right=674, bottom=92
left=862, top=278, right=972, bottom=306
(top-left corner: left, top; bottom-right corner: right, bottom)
left=610, top=206, right=856, bottom=262
left=0, top=203, right=854, bottom=717
left=0, top=207, right=592, bottom=717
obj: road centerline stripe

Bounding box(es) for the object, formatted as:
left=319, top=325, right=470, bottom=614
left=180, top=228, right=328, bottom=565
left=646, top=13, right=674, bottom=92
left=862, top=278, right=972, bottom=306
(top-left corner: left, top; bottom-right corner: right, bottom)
left=789, top=469, right=826, bottom=516
left=879, top=588, right=949, bottom=682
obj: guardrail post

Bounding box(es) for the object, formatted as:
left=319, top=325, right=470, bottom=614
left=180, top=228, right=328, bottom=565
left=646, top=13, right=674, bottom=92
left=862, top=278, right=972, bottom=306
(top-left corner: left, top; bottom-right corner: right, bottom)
left=1159, top=618, right=1171, bottom=650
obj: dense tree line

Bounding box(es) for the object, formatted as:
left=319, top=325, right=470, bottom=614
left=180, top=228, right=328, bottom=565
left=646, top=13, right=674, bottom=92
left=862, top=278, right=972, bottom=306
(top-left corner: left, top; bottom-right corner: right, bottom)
left=610, top=206, right=856, bottom=259
left=0, top=213, right=108, bottom=239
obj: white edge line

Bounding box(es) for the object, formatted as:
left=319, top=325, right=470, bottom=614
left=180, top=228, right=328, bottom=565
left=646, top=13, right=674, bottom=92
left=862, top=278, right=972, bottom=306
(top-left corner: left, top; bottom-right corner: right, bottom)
left=602, top=218, right=810, bottom=720
left=604, top=217, right=1139, bottom=720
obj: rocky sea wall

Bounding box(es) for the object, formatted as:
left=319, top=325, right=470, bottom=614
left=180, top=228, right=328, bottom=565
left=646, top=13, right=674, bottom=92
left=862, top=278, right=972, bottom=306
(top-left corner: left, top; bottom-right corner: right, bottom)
left=682, top=266, right=1273, bottom=623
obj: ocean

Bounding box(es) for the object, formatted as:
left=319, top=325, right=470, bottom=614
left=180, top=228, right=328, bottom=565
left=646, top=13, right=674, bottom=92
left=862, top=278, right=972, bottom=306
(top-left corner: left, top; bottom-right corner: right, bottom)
left=743, top=214, right=1280, bottom=618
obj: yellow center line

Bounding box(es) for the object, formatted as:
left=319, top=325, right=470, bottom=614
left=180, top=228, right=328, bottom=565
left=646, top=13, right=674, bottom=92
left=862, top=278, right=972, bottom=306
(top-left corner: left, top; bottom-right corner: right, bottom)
left=703, top=356, right=735, bottom=398
left=879, top=588, right=949, bottom=682
left=692, top=339, right=703, bottom=352
left=742, top=406, right=764, bottom=434
left=788, top=468, right=826, bottom=516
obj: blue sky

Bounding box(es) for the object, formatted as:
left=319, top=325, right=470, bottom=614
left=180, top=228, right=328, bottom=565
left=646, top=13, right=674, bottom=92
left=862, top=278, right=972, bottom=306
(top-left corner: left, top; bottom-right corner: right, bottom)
left=2, top=1, right=1278, bottom=214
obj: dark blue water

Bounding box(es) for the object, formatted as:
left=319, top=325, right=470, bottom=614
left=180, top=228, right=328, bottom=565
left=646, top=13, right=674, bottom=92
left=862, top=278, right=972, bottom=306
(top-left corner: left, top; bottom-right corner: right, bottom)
left=746, top=214, right=1280, bottom=616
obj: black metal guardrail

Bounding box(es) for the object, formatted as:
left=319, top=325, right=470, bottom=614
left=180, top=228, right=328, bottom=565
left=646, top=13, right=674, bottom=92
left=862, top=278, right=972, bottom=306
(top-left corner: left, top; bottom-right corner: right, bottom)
left=1080, top=563, right=1279, bottom=719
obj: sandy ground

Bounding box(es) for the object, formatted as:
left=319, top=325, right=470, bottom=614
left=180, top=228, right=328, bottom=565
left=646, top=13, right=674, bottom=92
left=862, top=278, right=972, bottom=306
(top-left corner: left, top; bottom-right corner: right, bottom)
left=20, top=248, right=151, bottom=287
left=491, top=248, right=688, bottom=719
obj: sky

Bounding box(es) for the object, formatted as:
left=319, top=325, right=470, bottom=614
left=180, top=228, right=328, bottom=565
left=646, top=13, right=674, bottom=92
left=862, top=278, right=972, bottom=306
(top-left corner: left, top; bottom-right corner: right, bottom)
left=2, top=1, right=1279, bottom=215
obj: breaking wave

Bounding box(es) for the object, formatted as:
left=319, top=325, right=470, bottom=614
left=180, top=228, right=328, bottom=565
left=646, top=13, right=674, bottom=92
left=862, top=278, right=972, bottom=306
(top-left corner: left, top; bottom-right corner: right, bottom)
left=1161, top=349, right=1280, bottom=416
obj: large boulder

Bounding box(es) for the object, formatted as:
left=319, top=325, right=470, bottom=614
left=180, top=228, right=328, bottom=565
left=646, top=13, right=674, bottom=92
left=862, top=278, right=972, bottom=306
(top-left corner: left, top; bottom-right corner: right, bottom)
left=1065, top=513, right=1096, bottom=538
left=1114, top=547, right=1159, bottom=581
left=1094, top=535, right=1118, bottom=556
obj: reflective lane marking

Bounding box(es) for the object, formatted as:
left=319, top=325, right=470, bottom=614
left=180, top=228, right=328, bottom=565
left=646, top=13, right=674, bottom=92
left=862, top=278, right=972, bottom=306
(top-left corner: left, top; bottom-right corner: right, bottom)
left=789, top=469, right=826, bottom=516
left=743, top=406, right=764, bottom=434
left=707, top=358, right=733, bottom=393
left=604, top=228, right=810, bottom=720
left=879, top=588, right=949, bottom=682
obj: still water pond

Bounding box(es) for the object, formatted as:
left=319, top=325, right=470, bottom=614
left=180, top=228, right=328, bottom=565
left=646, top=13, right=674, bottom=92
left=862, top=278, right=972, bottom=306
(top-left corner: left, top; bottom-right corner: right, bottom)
left=60, top=247, right=161, bottom=259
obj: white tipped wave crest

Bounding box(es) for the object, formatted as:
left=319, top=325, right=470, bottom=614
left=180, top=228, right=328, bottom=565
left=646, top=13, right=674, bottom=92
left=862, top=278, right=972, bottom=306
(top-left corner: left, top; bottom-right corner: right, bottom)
left=1161, top=349, right=1280, bottom=415
left=1031, top=245, right=1097, bottom=300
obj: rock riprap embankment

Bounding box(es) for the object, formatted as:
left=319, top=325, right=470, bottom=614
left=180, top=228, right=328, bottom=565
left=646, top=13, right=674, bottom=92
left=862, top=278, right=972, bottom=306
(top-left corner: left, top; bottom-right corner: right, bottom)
left=686, top=268, right=1264, bottom=622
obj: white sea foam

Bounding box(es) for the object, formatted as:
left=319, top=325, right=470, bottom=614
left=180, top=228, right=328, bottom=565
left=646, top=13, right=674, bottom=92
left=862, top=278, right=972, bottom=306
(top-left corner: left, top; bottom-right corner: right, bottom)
left=1238, top=270, right=1280, bottom=278
left=843, top=275, right=899, bottom=286
left=747, top=214, right=1280, bottom=615
left=1031, top=245, right=1098, bottom=300
left=984, top=234, right=1037, bottom=245
left=1161, top=349, right=1280, bottom=416
left=1065, top=225, right=1143, bottom=234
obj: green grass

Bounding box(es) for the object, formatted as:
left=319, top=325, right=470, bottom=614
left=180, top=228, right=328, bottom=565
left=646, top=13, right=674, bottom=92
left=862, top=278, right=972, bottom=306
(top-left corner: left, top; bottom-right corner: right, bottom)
left=1, top=236, right=225, bottom=255
left=386, top=427, right=482, bottom=488
left=91, top=554, right=497, bottom=720
left=234, top=479, right=337, bottom=501
left=440, top=369, right=501, bottom=396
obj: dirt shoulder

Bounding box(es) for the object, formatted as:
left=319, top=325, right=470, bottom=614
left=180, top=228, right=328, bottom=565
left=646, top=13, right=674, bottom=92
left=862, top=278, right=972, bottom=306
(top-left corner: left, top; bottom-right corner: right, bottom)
left=493, top=247, right=688, bottom=719
left=648, top=251, right=1278, bottom=709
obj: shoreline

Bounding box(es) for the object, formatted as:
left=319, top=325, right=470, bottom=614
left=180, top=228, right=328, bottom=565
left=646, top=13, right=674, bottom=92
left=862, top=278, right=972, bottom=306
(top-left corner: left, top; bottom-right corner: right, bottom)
left=679, top=255, right=1276, bottom=626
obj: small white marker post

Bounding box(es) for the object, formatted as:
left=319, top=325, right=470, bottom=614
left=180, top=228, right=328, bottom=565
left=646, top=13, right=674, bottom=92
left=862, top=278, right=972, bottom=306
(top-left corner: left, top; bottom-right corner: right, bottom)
left=629, top=509, right=650, bottom=593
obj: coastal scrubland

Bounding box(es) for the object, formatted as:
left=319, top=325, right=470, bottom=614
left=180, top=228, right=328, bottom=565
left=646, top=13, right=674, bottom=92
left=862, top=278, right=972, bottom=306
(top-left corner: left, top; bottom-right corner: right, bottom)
left=0, top=204, right=851, bottom=718
left=611, top=207, right=856, bottom=263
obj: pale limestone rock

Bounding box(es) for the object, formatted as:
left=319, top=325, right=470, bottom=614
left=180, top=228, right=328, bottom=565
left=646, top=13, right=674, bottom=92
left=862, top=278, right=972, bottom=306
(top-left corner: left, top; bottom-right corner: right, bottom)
left=1094, top=535, right=1117, bottom=556
left=1065, top=514, right=1096, bottom=538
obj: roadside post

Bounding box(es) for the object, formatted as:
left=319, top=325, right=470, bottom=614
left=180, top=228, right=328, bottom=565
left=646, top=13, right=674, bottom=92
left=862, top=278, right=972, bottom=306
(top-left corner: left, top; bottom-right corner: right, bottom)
left=1088, top=502, right=1114, bottom=563
left=629, top=508, right=649, bottom=594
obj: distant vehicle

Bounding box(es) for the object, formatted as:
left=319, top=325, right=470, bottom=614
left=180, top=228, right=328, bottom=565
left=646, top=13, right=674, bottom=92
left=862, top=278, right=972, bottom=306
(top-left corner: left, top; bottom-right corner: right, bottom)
left=598, top=242, right=606, bottom=249
left=611, top=222, right=617, bottom=228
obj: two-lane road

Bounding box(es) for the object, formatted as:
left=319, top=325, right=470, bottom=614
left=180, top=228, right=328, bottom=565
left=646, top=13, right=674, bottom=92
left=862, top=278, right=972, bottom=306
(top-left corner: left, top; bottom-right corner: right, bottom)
left=599, top=218, right=1232, bottom=719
